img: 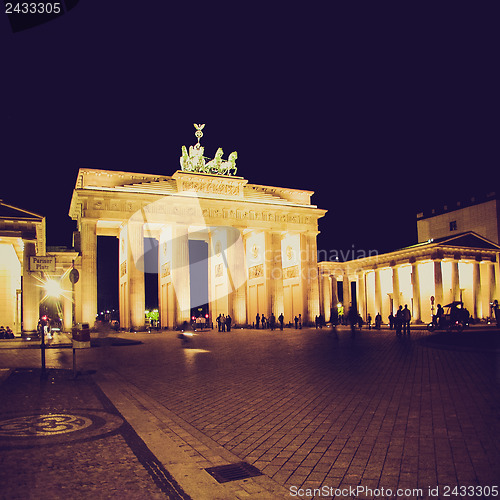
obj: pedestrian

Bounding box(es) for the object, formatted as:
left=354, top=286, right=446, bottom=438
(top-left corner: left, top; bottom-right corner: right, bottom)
left=388, top=312, right=394, bottom=329
left=278, top=313, right=284, bottom=330
left=221, top=314, right=226, bottom=332
left=492, top=299, right=499, bottom=327
left=294, top=316, right=299, bottom=329
left=226, top=314, right=231, bottom=332
left=435, top=304, right=444, bottom=328
left=255, top=313, right=260, bottom=329
left=375, top=312, right=382, bottom=329
left=315, top=315, right=319, bottom=329
left=367, top=313, right=372, bottom=330
left=402, top=304, right=411, bottom=334
left=298, top=314, right=302, bottom=329
left=331, top=308, right=338, bottom=328
left=217, top=314, right=221, bottom=332
left=395, top=305, right=403, bottom=336
left=261, top=314, right=266, bottom=329
left=269, top=313, right=276, bottom=331
left=348, top=306, right=358, bottom=336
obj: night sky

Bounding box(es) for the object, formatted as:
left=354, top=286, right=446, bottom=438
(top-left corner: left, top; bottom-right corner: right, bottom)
left=2, top=2, right=497, bottom=263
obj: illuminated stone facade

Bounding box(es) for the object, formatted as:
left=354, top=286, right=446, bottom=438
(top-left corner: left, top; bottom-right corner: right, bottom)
left=0, top=201, right=78, bottom=334
left=417, top=192, right=500, bottom=245
left=0, top=201, right=45, bottom=333
left=69, top=168, right=327, bottom=329
left=319, top=232, right=500, bottom=324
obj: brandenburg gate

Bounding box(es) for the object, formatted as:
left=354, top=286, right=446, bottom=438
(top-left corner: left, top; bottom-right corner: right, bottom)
left=69, top=125, right=327, bottom=329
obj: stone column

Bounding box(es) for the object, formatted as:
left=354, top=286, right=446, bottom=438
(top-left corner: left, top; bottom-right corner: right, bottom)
left=451, top=260, right=460, bottom=302
left=487, top=260, right=496, bottom=315
left=80, top=219, right=97, bottom=326
left=331, top=274, right=338, bottom=310
left=22, top=241, right=39, bottom=332
left=321, top=273, right=332, bottom=322
left=171, top=224, right=191, bottom=326
left=392, top=265, right=400, bottom=313
left=301, top=232, right=320, bottom=324
left=62, top=291, right=72, bottom=331
left=207, top=230, right=213, bottom=326
left=472, top=260, right=482, bottom=319
left=228, top=228, right=247, bottom=325
left=411, top=261, right=421, bottom=323
left=434, top=260, right=443, bottom=307
left=496, top=255, right=500, bottom=300
left=128, top=221, right=145, bottom=330
left=357, top=271, right=366, bottom=320
left=342, top=271, right=350, bottom=315
left=374, top=267, right=382, bottom=317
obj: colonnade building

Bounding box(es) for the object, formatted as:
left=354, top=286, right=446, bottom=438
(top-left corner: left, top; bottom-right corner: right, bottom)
left=0, top=200, right=77, bottom=334
left=319, top=216, right=500, bottom=325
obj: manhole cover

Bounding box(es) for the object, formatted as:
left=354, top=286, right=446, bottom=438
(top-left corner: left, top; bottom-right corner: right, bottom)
left=205, top=462, right=263, bottom=483
left=0, top=410, right=124, bottom=448
left=0, top=413, right=93, bottom=437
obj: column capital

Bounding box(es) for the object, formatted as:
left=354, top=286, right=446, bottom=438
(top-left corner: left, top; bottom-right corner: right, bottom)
left=431, top=249, right=444, bottom=261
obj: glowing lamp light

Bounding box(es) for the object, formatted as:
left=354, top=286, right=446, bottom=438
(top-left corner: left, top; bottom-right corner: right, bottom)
left=44, top=279, right=63, bottom=298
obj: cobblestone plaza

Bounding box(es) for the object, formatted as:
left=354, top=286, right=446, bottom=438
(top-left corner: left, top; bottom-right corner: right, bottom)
left=0, top=326, right=499, bottom=498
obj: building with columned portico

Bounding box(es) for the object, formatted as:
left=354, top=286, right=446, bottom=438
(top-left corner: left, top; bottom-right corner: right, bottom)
left=318, top=191, right=500, bottom=325
left=318, top=232, right=500, bottom=325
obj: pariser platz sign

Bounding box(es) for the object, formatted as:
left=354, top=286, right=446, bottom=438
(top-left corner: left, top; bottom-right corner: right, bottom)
left=30, top=256, right=56, bottom=272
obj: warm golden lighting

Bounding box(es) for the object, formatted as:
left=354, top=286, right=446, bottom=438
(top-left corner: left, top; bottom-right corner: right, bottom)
left=44, top=279, right=63, bottom=298
left=34, top=271, right=73, bottom=304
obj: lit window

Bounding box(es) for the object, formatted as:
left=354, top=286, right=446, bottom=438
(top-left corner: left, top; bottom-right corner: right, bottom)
left=450, top=221, right=457, bottom=231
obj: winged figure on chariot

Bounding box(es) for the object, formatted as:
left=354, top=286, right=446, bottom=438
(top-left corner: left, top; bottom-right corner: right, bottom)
left=180, top=124, right=238, bottom=176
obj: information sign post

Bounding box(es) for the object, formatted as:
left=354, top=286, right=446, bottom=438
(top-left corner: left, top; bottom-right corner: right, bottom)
left=71, top=322, right=90, bottom=378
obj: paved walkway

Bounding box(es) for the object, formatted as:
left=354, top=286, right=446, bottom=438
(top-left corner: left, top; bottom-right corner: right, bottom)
left=0, top=326, right=499, bottom=499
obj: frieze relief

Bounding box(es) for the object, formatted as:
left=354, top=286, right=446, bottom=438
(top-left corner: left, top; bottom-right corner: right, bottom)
left=93, top=199, right=104, bottom=210
left=248, top=264, right=264, bottom=280
left=82, top=194, right=316, bottom=228
left=161, top=262, right=170, bottom=278
left=215, top=263, right=224, bottom=278
left=109, top=200, right=121, bottom=212
left=283, top=265, right=299, bottom=280
left=180, top=178, right=241, bottom=196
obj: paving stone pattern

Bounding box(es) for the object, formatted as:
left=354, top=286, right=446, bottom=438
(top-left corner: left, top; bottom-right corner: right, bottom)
left=0, top=368, right=188, bottom=500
